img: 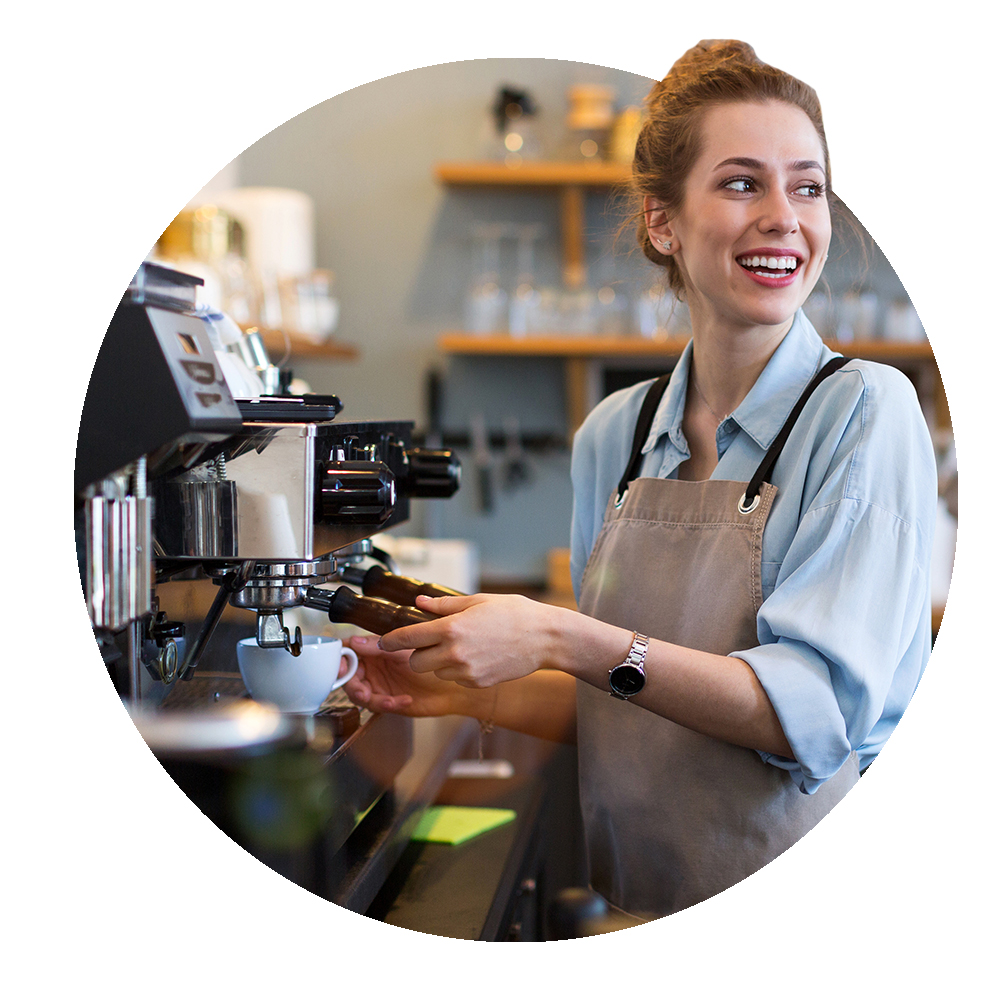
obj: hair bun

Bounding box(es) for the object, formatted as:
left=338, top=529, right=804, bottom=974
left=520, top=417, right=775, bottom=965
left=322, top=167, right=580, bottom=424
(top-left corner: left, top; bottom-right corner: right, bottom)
left=645, top=40, right=761, bottom=110
left=667, top=39, right=759, bottom=81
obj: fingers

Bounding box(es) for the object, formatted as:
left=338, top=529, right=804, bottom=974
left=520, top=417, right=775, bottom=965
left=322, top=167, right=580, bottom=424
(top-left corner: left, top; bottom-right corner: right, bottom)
left=379, top=594, right=494, bottom=652
left=378, top=617, right=452, bottom=653
left=343, top=667, right=370, bottom=705
left=343, top=662, right=414, bottom=713
left=407, top=645, right=450, bottom=676
left=365, top=692, right=415, bottom=712
left=415, top=593, right=484, bottom=615
left=349, top=632, right=415, bottom=662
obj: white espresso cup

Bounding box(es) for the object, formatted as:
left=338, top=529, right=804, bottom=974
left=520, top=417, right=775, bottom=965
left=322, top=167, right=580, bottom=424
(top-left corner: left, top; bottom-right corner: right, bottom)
left=236, top=635, right=359, bottom=715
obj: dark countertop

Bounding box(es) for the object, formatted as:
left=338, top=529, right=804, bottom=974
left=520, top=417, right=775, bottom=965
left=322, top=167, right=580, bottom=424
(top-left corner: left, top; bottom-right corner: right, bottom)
left=366, top=727, right=585, bottom=941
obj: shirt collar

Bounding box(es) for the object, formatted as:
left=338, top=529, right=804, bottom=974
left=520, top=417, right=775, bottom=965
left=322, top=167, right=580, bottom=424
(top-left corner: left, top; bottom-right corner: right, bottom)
left=731, top=311, right=829, bottom=450
left=641, top=310, right=830, bottom=456
left=642, top=338, right=693, bottom=456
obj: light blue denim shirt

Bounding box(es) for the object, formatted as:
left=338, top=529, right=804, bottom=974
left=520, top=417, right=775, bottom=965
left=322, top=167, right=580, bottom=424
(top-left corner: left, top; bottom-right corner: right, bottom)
left=570, top=311, right=937, bottom=793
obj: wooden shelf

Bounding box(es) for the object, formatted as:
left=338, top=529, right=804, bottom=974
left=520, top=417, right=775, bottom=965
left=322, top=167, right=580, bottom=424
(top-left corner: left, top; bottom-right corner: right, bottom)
left=438, top=332, right=935, bottom=361
left=434, top=160, right=631, bottom=187
left=438, top=333, right=940, bottom=441
left=249, top=326, right=359, bottom=361
left=439, top=333, right=687, bottom=356
left=434, top=160, right=631, bottom=289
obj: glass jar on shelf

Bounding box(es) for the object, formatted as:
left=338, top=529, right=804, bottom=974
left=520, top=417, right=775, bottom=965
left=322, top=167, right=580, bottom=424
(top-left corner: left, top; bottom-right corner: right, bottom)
left=564, top=84, right=616, bottom=160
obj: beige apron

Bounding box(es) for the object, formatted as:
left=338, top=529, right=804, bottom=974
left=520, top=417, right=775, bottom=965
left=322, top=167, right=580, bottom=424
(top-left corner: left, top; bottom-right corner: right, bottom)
left=576, top=359, right=859, bottom=918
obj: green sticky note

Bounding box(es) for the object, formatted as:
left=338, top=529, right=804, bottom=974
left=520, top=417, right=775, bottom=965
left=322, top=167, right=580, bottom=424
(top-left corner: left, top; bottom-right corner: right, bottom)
left=410, top=806, right=517, bottom=845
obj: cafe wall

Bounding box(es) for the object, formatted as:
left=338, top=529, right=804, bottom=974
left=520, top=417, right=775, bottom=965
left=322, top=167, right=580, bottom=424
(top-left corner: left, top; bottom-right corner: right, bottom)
left=212, top=57, right=915, bottom=584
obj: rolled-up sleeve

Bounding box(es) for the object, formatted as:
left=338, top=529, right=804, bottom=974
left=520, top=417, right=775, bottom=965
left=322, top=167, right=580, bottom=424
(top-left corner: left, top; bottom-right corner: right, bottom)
left=735, top=498, right=931, bottom=792
left=732, top=359, right=936, bottom=793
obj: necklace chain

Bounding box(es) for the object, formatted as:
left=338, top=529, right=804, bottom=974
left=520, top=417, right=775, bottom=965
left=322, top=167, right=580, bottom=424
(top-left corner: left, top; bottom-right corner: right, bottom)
left=691, top=372, right=728, bottom=424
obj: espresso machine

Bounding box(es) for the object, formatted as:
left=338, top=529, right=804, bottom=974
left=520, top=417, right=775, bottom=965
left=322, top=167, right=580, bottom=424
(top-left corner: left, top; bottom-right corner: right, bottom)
left=76, top=260, right=460, bottom=686
left=74, top=261, right=466, bottom=909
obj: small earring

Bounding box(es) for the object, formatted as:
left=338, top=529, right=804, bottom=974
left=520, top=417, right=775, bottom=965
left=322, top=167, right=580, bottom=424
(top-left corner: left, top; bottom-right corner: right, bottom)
left=658, top=239, right=672, bottom=252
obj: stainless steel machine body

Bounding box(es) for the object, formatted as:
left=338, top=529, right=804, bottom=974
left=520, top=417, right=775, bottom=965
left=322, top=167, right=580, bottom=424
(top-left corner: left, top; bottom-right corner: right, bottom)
left=74, top=262, right=463, bottom=908
left=76, top=261, right=459, bottom=684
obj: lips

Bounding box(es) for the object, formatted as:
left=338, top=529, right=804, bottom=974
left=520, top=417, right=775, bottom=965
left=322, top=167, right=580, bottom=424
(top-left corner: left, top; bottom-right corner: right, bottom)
left=736, top=248, right=804, bottom=287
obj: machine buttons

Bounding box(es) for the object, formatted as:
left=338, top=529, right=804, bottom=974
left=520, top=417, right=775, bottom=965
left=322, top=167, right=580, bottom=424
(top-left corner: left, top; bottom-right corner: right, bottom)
left=180, top=359, right=220, bottom=385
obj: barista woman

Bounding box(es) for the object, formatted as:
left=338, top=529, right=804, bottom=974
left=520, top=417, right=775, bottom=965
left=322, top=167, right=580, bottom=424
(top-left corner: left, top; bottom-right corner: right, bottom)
left=343, top=40, right=937, bottom=918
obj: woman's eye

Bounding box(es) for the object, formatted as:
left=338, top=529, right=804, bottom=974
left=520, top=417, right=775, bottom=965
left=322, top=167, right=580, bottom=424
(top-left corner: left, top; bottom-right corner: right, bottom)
left=723, top=176, right=755, bottom=193
left=793, top=181, right=826, bottom=198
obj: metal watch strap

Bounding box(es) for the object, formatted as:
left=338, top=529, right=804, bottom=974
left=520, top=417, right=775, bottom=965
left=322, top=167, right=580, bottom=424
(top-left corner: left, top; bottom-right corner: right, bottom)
left=609, top=632, right=649, bottom=699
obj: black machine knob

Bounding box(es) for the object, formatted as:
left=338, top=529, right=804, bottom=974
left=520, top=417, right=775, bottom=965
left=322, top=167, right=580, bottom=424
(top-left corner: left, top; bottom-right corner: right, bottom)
left=399, top=447, right=461, bottom=498
left=316, top=461, right=396, bottom=525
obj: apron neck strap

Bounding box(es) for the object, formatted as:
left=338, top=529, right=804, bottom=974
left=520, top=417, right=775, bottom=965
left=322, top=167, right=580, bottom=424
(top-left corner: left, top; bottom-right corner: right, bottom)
left=742, top=355, right=852, bottom=505
left=615, top=355, right=853, bottom=506
left=616, top=372, right=673, bottom=503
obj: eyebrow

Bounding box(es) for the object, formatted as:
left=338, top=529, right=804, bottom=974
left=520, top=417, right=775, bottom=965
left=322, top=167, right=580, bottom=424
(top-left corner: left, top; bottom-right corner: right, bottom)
left=715, top=156, right=825, bottom=174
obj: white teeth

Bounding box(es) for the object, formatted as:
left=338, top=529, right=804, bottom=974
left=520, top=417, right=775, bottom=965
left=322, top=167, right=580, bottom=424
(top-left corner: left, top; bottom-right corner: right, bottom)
left=738, top=255, right=799, bottom=271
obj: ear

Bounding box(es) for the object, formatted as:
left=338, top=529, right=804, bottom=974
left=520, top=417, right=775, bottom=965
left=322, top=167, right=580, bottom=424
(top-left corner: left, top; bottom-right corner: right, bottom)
left=643, top=196, right=676, bottom=253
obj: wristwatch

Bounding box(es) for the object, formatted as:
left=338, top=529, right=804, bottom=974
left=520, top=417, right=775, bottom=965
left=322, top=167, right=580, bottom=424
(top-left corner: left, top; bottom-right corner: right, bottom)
left=608, top=632, right=649, bottom=700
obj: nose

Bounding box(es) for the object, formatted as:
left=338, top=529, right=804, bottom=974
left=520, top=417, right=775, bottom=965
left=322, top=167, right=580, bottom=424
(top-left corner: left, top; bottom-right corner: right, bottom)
left=757, top=188, right=798, bottom=236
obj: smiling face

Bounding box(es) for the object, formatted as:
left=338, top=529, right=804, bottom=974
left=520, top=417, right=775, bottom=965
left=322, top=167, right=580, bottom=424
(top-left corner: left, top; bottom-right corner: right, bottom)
left=645, top=100, right=832, bottom=339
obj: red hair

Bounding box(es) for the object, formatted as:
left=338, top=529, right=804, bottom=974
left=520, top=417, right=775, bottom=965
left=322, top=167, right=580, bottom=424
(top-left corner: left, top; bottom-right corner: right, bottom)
left=631, top=40, right=833, bottom=297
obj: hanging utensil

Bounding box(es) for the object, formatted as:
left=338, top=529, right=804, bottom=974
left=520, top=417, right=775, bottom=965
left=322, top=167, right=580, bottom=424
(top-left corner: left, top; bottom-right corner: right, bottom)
left=470, top=413, right=494, bottom=514
left=502, top=416, right=531, bottom=489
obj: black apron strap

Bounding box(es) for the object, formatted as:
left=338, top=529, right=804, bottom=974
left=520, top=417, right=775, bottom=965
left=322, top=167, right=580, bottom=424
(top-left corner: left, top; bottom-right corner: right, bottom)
left=615, top=355, right=853, bottom=507
left=742, top=355, right=852, bottom=505
left=615, top=371, right=673, bottom=503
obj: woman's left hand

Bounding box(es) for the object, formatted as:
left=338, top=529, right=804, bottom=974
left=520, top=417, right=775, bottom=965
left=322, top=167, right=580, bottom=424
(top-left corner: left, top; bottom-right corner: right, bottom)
left=376, top=593, right=561, bottom=688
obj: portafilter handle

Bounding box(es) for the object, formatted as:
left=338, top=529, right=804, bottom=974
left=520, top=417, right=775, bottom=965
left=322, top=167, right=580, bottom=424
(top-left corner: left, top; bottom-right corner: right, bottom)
left=337, top=564, right=465, bottom=608
left=303, top=586, right=439, bottom=635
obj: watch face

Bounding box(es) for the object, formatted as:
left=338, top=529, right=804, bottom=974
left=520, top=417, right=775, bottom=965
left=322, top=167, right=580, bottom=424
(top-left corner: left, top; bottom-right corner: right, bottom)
left=610, top=664, right=645, bottom=697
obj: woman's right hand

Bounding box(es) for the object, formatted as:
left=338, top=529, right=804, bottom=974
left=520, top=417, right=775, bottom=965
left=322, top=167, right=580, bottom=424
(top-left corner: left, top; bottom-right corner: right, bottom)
left=342, top=634, right=469, bottom=717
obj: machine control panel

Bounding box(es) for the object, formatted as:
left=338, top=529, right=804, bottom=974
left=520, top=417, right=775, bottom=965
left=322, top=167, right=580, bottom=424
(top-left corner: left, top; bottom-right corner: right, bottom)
left=146, top=307, right=242, bottom=422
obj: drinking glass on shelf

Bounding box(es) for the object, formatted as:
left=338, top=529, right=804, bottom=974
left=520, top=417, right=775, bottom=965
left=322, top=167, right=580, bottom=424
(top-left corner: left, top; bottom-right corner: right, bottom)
left=835, top=292, right=857, bottom=343
left=508, top=224, right=545, bottom=337
left=279, top=269, right=340, bottom=343
left=884, top=299, right=925, bottom=342
left=803, top=287, right=836, bottom=339
left=596, top=282, right=629, bottom=336
left=856, top=291, right=880, bottom=341
left=634, top=284, right=684, bottom=338
left=465, top=223, right=509, bottom=334
left=534, top=287, right=561, bottom=334
left=559, top=287, right=598, bottom=335
left=590, top=251, right=629, bottom=336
